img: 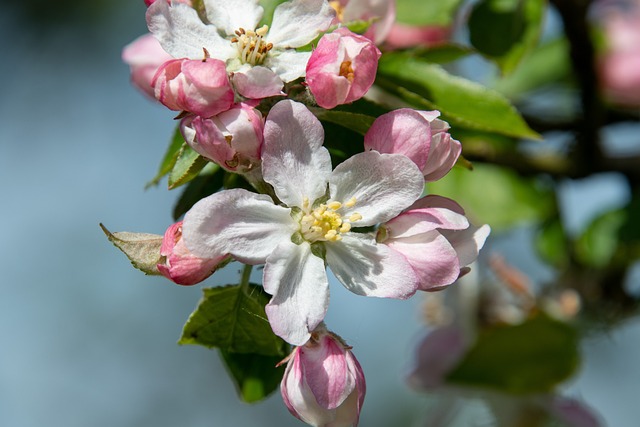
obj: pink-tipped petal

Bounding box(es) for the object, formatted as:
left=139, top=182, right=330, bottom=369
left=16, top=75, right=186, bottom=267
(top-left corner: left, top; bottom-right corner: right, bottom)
left=233, top=67, right=285, bottom=99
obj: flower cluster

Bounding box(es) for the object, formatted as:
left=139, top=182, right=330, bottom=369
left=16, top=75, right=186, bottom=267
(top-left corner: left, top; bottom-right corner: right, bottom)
left=114, top=0, right=490, bottom=425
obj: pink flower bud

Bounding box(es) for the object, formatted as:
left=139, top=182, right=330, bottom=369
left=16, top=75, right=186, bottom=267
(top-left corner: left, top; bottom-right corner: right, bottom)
left=180, top=103, right=264, bottom=174
left=157, top=221, right=227, bottom=286
left=145, top=0, right=191, bottom=6
left=599, top=11, right=640, bottom=106
left=152, top=58, right=234, bottom=118
left=364, top=109, right=462, bottom=182
left=306, top=28, right=381, bottom=109
left=122, top=33, right=173, bottom=99
left=385, top=23, right=451, bottom=50
left=330, top=0, right=396, bottom=45
left=280, top=327, right=366, bottom=427
left=377, top=195, right=490, bottom=291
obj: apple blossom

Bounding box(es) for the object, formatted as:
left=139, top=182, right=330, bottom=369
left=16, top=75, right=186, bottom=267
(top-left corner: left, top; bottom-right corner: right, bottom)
left=180, top=103, right=264, bottom=174
left=122, top=33, right=173, bottom=99
left=145, top=0, right=191, bottom=7
left=377, top=195, right=490, bottom=291
left=182, top=100, right=424, bottom=345
left=280, top=325, right=365, bottom=427
left=147, top=0, right=335, bottom=99
left=364, top=108, right=462, bottom=182
left=152, top=57, right=234, bottom=117
left=306, top=28, right=381, bottom=109
left=385, top=23, right=450, bottom=50
left=599, top=9, right=640, bottom=106
left=329, top=0, right=396, bottom=45
left=157, top=221, right=228, bottom=286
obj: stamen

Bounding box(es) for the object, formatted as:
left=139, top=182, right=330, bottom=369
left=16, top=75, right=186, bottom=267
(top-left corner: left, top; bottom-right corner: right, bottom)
left=344, top=197, right=357, bottom=208
left=349, top=213, right=362, bottom=222
left=327, top=201, right=342, bottom=210
left=231, top=25, right=271, bottom=66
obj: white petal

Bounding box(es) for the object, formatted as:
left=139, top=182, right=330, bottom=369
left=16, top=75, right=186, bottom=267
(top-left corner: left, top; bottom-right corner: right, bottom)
left=233, top=66, right=284, bottom=98
left=265, top=50, right=312, bottom=82
left=264, top=241, right=329, bottom=346
left=386, top=231, right=461, bottom=290
left=268, top=0, right=335, bottom=47
left=146, top=0, right=235, bottom=60
left=326, top=233, right=418, bottom=299
left=262, top=100, right=332, bottom=207
left=182, top=188, right=296, bottom=264
left=441, top=223, right=491, bottom=267
left=204, top=0, right=263, bottom=36
left=329, top=151, right=424, bottom=226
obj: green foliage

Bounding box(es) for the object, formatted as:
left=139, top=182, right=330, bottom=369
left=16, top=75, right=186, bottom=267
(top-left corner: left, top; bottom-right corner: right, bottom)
left=469, top=0, right=546, bottom=74
left=219, top=350, right=286, bottom=403
left=405, top=44, right=474, bottom=64
left=376, top=53, right=540, bottom=139
left=168, top=144, right=209, bottom=190
left=536, top=218, right=571, bottom=269
left=147, top=126, right=186, bottom=188
left=180, top=285, right=287, bottom=357
left=396, top=0, right=463, bottom=26
left=428, top=163, right=554, bottom=231
left=100, top=224, right=163, bottom=275
left=494, top=37, right=572, bottom=99
left=173, top=163, right=226, bottom=220
left=309, top=108, right=375, bottom=135
left=447, top=314, right=580, bottom=394
left=258, top=0, right=287, bottom=26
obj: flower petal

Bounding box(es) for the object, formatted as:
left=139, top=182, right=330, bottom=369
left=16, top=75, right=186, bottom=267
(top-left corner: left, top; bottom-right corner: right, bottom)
left=268, top=0, right=335, bottom=48
left=301, top=334, right=354, bottom=410
left=326, top=233, right=418, bottom=299
left=440, top=223, right=491, bottom=267
left=329, top=151, right=424, bottom=226
left=233, top=66, right=284, bottom=98
left=266, top=50, right=312, bottom=82
left=182, top=188, right=296, bottom=264
left=262, top=100, right=332, bottom=207
left=146, top=0, right=235, bottom=60
left=386, top=230, right=461, bottom=291
left=264, top=241, right=329, bottom=346
left=204, top=0, right=263, bottom=36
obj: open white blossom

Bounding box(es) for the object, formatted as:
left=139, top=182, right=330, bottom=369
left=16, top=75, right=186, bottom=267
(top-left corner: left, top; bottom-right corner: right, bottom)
left=147, top=0, right=335, bottom=98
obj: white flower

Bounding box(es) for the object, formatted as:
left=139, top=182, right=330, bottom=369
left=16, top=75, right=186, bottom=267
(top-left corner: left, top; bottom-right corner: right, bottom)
left=147, top=0, right=335, bottom=98
left=182, top=100, right=424, bottom=345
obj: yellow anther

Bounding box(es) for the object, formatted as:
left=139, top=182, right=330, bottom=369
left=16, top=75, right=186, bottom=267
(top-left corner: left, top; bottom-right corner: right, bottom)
left=349, top=212, right=362, bottom=222
left=256, top=25, right=269, bottom=37
left=339, top=223, right=351, bottom=233
left=344, top=197, right=357, bottom=208
left=302, top=197, right=310, bottom=209
left=327, top=201, right=342, bottom=210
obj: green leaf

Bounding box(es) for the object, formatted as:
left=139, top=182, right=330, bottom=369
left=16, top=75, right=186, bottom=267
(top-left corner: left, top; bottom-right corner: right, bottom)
left=396, top=0, right=463, bottom=26
left=146, top=126, right=186, bottom=188
left=405, top=44, right=474, bottom=64
left=376, top=54, right=540, bottom=139
left=469, top=0, right=547, bottom=74
left=167, top=143, right=209, bottom=190
left=180, top=285, right=287, bottom=356
left=309, top=108, right=375, bottom=135
left=575, top=209, right=627, bottom=268
left=535, top=218, right=570, bottom=268
left=493, top=37, right=572, bottom=99
left=219, top=350, right=286, bottom=403
left=428, top=163, right=554, bottom=231
left=100, top=224, right=163, bottom=275
left=469, top=0, right=527, bottom=58
left=447, top=314, right=580, bottom=394
left=173, top=163, right=225, bottom=220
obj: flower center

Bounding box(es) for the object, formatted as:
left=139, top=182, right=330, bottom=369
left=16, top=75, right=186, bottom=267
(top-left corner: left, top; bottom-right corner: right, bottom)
left=339, top=61, right=354, bottom=82
left=299, top=197, right=362, bottom=242
left=329, top=1, right=345, bottom=21
left=231, top=25, right=273, bottom=66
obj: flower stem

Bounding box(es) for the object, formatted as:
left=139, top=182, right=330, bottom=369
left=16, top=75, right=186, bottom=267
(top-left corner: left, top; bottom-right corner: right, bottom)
left=240, top=264, right=253, bottom=292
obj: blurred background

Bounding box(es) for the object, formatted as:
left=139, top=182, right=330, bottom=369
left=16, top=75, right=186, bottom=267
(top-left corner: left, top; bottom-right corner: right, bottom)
left=1, top=0, right=639, bottom=426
